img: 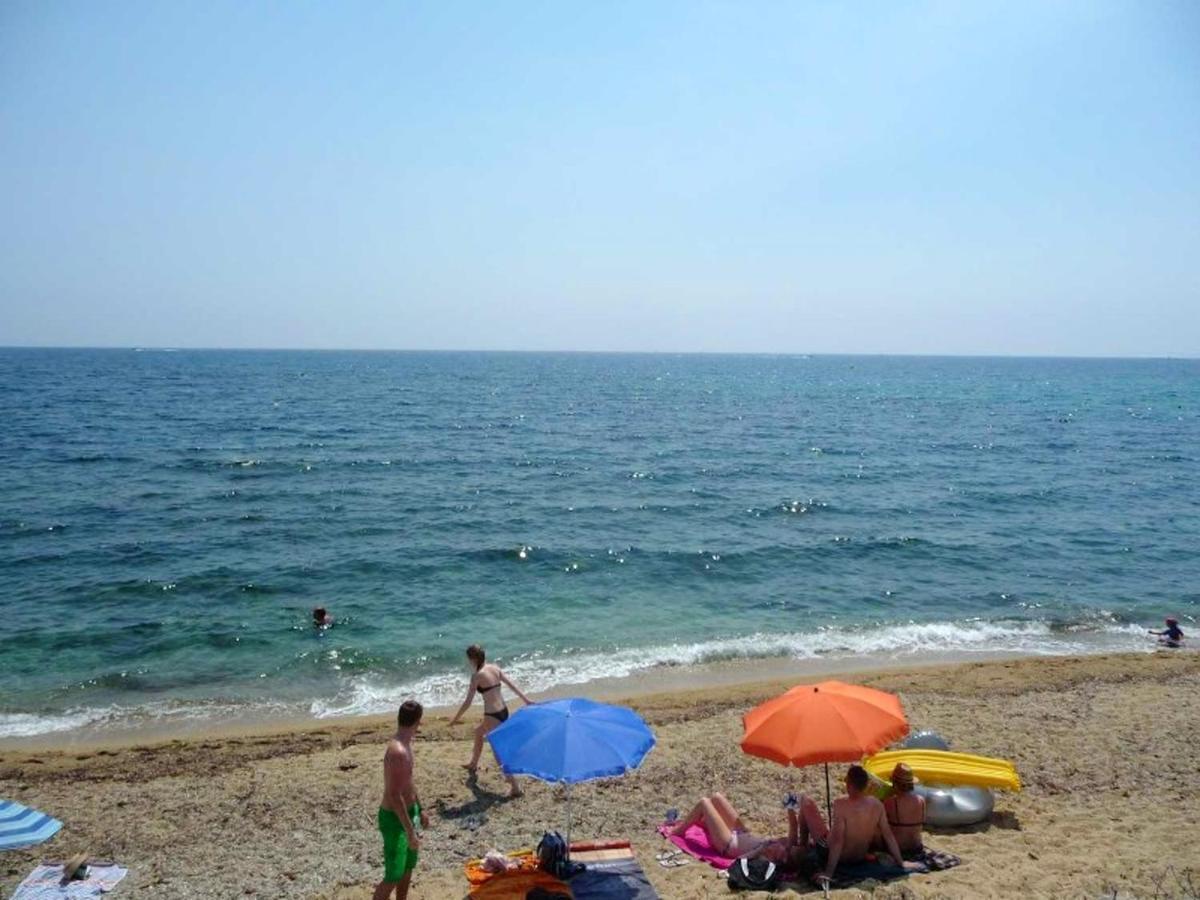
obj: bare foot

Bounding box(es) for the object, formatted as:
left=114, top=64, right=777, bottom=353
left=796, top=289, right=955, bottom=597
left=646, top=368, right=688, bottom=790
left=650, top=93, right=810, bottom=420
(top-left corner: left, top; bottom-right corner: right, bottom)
left=508, top=785, right=523, bottom=798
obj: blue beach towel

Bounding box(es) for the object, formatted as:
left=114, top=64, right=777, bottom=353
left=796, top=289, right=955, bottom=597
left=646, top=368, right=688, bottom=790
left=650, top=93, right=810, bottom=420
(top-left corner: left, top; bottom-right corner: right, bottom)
left=0, top=799, right=62, bottom=851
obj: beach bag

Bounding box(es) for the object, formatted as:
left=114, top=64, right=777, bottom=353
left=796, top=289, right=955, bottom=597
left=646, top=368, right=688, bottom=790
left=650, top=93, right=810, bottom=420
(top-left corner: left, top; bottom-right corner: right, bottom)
left=536, top=831, right=569, bottom=878
left=727, top=857, right=783, bottom=891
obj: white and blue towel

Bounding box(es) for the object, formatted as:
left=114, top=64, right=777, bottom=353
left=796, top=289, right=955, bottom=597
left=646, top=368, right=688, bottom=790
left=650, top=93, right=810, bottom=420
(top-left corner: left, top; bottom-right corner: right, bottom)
left=10, top=864, right=127, bottom=898
left=0, top=799, right=62, bottom=851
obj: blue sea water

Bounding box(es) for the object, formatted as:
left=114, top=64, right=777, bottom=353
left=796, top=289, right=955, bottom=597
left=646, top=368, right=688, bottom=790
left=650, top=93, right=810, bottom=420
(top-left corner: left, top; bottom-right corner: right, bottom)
left=0, top=349, right=1196, bottom=739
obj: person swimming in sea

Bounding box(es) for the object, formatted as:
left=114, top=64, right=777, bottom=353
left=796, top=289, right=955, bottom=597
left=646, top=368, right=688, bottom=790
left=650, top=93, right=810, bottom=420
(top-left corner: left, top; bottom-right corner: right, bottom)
left=447, top=644, right=533, bottom=798
left=1149, top=617, right=1184, bottom=648
left=313, top=606, right=335, bottom=630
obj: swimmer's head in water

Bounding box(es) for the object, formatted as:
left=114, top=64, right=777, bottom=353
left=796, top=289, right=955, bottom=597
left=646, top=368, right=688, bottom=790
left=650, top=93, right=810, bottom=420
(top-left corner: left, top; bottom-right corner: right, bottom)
left=466, top=644, right=486, bottom=671
left=891, top=762, right=915, bottom=792
left=397, top=699, right=423, bottom=729
left=1166, top=617, right=1179, bottom=625
left=313, top=607, right=327, bottom=622
left=846, top=764, right=869, bottom=794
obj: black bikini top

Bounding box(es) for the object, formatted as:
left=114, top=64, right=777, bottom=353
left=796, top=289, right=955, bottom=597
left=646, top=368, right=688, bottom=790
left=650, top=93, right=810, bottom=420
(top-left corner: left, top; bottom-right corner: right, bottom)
left=477, top=680, right=501, bottom=693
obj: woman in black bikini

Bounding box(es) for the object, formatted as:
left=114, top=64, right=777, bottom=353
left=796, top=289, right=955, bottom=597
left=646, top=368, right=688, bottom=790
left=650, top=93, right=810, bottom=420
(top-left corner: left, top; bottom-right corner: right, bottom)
left=448, top=644, right=533, bottom=797
left=881, top=763, right=925, bottom=858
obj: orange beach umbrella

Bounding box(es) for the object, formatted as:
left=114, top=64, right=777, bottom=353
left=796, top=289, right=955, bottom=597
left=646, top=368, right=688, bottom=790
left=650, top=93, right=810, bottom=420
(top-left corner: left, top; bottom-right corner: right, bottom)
left=741, top=680, right=909, bottom=819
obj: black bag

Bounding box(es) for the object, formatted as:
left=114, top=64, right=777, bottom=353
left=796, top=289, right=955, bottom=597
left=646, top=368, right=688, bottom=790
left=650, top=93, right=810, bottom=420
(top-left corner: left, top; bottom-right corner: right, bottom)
left=727, top=857, right=783, bottom=891
left=536, top=831, right=569, bottom=878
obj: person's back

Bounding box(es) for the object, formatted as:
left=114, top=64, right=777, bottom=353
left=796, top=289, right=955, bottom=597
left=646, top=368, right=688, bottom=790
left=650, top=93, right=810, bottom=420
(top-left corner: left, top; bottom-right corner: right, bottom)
left=883, top=793, right=925, bottom=855
left=832, top=794, right=884, bottom=861
left=817, top=765, right=917, bottom=886
left=883, top=763, right=925, bottom=856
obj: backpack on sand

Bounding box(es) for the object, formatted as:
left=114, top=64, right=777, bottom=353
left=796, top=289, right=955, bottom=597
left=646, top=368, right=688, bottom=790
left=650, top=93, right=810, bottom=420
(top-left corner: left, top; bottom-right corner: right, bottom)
left=727, top=857, right=783, bottom=891
left=536, top=831, right=570, bottom=879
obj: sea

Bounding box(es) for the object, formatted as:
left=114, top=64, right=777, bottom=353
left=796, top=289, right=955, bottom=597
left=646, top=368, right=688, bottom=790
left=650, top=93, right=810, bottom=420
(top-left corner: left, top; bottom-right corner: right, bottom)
left=1, top=349, right=1196, bottom=741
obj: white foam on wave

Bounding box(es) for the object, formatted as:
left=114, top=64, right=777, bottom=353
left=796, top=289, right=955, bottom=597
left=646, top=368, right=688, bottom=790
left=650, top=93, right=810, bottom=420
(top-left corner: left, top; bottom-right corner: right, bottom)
left=0, top=697, right=298, bottom=740
left=0, top=709, right=110, bottom=740
left=309, top=618, right=1152, bottom=719
left=3, top=618, right=1153, bottom=738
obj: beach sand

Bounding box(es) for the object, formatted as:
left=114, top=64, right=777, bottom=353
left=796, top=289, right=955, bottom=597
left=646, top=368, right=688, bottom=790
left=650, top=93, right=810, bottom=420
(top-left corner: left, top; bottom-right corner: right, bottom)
left=2, top=652, right=1198, bottom=899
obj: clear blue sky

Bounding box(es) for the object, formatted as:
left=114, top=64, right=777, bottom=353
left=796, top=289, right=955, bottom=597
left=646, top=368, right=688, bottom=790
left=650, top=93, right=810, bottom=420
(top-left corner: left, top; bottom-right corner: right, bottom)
left=2, top=1, right=1197, bottom=355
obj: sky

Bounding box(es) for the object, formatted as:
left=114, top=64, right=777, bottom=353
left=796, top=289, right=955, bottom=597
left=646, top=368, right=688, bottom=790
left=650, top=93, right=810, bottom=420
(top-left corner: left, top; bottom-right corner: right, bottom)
left=1, top=1, right=1198, bottom=355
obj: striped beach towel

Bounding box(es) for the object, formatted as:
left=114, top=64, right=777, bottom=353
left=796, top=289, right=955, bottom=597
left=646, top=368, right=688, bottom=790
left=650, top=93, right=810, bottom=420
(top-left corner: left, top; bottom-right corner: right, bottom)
left=0, top=799, right=62, bottom=851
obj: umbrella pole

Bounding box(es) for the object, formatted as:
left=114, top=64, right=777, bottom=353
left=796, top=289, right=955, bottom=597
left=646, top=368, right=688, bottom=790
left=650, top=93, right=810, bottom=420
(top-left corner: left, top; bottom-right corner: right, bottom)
left=566, top=783, right=573, bottom=861
left=824, top=763, right=832, bottom=825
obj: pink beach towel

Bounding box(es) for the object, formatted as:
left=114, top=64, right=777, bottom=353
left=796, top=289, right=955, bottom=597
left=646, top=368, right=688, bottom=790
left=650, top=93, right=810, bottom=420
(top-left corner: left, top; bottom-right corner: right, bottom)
left=656, top=823, right=735, bottom=870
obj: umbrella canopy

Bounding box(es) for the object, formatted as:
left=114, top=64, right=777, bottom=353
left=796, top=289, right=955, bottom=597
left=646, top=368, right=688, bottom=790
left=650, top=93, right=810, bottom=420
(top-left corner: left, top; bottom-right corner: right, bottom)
left=741, top=680, right=908, bottom=766
left=488, top=698, right=655, bottom=783
left=741, top=680, right=909, bottom=824
left=0, top=798, right=61, bottom=851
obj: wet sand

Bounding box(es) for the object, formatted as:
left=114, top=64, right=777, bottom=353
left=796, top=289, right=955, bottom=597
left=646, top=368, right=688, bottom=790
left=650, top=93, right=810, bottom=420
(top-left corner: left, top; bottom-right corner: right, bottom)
left=2, top=651, right=1197, bottom=899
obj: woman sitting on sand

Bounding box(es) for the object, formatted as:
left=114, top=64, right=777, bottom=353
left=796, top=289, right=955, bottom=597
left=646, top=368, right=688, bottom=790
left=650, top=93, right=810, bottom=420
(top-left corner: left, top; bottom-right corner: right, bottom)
left=669, top=792, right=828, bottom=864
left=881, top=763, right=925, bottom=858
left=447, top=644, right=533, bottom=798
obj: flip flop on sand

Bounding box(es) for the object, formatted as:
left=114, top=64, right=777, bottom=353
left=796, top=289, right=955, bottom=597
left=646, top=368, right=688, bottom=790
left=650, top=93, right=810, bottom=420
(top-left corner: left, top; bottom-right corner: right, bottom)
left=655, top=849, right=691, bottom=868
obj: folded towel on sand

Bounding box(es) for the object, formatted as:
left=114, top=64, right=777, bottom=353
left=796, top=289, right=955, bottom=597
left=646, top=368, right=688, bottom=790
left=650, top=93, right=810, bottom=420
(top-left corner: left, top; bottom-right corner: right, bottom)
left=11, top=864, right=127, bottom=898
left=656, top=823, right=736, bottom=870
left=468, top=870, right=572, bottom=899
left=0, top=800, right=62, bottom=851
left=569, top=858, right=660, bottom=900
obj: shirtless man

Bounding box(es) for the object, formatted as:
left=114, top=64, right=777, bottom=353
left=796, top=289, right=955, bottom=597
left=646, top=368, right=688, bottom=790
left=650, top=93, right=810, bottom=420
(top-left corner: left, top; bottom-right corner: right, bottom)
left=374, top=701, right=429, bottom=900
left=816, top=765, right=920, bottom=887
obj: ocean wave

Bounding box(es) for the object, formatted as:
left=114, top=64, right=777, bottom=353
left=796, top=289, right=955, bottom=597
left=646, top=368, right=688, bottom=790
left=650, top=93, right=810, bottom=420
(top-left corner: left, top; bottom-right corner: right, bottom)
left=0, top=697, right=299, bottom=740
left=309, top=617, right=1152, bottom=719
left=0, top=616, right=1159, bottom=738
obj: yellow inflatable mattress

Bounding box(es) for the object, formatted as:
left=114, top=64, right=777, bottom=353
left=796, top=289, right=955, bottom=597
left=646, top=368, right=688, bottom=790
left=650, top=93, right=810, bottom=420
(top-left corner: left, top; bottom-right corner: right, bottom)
left=864, top=749, right=1021, bottom=792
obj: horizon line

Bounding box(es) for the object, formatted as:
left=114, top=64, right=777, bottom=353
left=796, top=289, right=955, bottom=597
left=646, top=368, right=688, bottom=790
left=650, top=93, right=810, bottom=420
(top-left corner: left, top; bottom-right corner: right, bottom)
left=0, top=344, right=1197, bottom=362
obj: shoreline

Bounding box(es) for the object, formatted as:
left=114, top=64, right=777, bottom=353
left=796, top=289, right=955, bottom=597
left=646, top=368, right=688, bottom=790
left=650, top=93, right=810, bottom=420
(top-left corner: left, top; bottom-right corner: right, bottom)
left=0, top=639, right=1159, bottom=752
left=1, top=650, right=1197, bottom=899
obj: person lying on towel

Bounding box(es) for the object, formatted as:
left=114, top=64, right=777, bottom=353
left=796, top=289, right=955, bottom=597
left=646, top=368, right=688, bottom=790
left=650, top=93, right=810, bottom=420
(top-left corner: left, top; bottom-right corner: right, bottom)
left=815, top=765, right=923, bottom=887
left=669, top=791, right=828, bottom=865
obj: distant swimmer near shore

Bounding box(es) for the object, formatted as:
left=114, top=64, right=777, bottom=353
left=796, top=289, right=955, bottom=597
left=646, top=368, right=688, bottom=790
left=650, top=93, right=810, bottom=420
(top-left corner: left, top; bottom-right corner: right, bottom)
left=1149, top=616, right=1184, bottom=648
left=447, top=644, right=533, bottom=798
left=313, top=606, right=335, bottom=630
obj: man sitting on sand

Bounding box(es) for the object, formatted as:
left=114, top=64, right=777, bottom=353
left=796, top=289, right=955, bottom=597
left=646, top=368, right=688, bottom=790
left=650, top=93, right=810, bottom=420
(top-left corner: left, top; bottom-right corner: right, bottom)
left=815, top=765, right=920, bottom=887
left=375, top=700, right=429, bottom=900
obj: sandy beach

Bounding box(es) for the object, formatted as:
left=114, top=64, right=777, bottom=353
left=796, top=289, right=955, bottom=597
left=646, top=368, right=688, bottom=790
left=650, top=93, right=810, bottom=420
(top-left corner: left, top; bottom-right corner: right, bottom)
left=2, top=651, right=1197, bottom=899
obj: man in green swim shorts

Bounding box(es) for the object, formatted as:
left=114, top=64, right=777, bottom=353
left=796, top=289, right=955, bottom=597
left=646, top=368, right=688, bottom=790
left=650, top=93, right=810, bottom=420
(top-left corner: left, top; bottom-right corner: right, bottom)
left=374, top=700, right=429, bottom=900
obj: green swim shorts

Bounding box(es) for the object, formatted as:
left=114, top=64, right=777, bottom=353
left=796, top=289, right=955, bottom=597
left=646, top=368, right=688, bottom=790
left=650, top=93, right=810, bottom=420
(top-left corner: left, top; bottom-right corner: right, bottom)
left=378, top=804, right=420, bottom=881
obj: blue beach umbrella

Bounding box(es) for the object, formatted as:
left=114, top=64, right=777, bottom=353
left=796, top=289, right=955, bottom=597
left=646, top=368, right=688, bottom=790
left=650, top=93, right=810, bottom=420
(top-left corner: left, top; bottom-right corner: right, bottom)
left=0, top=798, right=62, bottom=851
left=487, top=698, right=655, bottom=850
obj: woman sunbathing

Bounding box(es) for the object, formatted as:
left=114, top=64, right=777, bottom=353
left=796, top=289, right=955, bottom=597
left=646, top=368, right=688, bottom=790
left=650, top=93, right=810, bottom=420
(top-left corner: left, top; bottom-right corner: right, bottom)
left=669, top=792, right=828, bottom=863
